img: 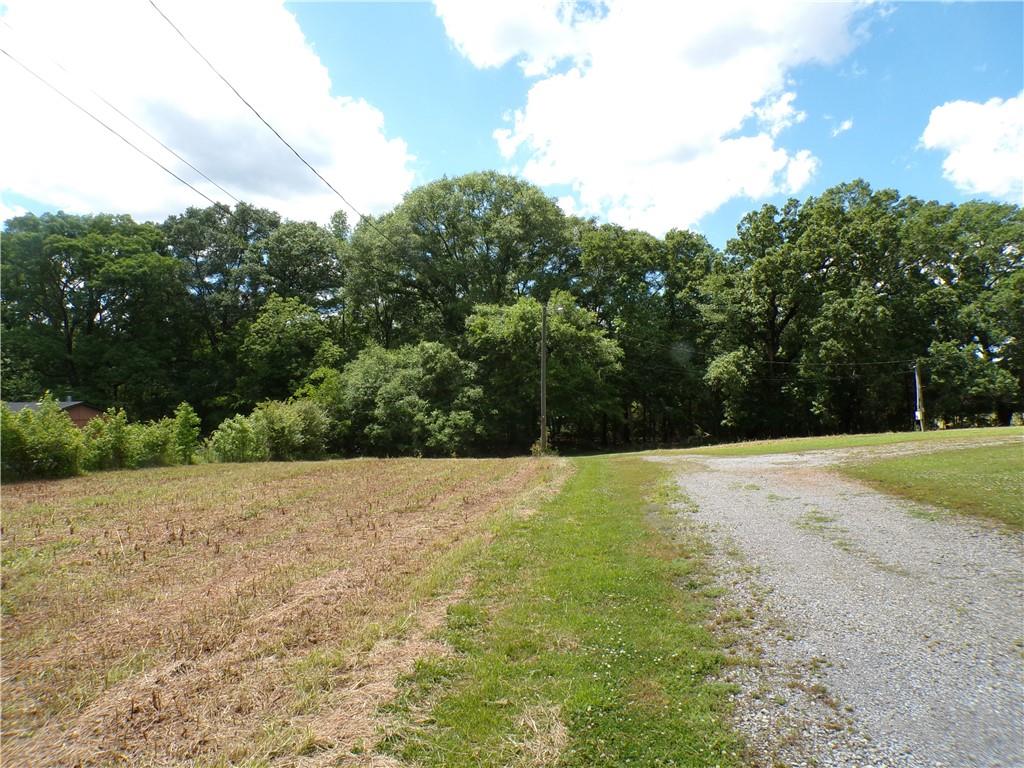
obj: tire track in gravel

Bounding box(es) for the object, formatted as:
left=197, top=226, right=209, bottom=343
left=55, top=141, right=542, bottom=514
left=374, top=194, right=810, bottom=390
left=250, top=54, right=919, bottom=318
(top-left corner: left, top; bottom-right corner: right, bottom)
left=654, top=446, right=1024, bottom=768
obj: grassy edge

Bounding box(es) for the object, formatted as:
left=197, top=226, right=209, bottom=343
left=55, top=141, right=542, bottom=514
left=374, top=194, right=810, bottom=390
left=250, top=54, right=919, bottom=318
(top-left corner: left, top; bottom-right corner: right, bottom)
left=839, top=442, right=1024, bottom=531
left=645, top=426, right=1024, bottom=458
left=209, top=458, right=575, bottom=766
left=376, top=454, right=742, bottom=768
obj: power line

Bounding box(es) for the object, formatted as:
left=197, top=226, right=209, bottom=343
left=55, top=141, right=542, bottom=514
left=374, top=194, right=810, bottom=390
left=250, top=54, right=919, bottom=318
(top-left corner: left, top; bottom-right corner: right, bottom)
left=148, top=0, right=393, bottom=244
left=1, top=47, right=219, bottom=206
left=2, top=19, right=238, bottom=205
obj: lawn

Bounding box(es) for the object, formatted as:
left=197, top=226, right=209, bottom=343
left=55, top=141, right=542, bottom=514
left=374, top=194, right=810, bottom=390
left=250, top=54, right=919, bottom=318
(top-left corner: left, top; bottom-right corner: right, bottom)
left=654, top=425, right=1023, bottom=457
left=379, top=455, right=741, bottom=767
left=841, top=441, right=1024, bottom=530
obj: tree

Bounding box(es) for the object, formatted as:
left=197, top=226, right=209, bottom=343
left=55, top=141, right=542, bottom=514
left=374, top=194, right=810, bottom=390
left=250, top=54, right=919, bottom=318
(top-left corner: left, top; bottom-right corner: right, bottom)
left=345, top=172, right=572, bottom=344
left=314, top=341, right=484, bottom=456
left=465, top=291, right=622, bottom=449
left=263, top=221, right=343, bottom=310
left=237, top=295, right=329, bottom=404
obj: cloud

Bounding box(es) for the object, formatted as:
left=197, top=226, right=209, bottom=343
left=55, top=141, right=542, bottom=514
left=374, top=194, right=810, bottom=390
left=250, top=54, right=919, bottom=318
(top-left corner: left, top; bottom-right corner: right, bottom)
left=437, top=0, right=868, bottom=235
left=831, top=118, right=854, bottom=138
left=755, top=92, right=807, bottom=138
left=921, top=92, right=1024, bottom=203
left=0, top=0, right=415, bottom=224
left=0, top=201, right=28, bottom=227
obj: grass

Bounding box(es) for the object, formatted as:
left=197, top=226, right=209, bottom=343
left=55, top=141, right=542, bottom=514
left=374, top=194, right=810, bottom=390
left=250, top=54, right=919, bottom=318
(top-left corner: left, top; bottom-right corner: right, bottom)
left=842, top=442, right=1024, bottom=530
left=379, top=455, right=742, bottom=767
left=0, top=456, right=565, bottom=765
left=655, top=425, right=1023, bottom=457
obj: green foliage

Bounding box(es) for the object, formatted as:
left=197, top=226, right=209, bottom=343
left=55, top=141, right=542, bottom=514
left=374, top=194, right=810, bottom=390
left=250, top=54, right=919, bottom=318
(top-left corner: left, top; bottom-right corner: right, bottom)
left=1, top=405, right=30, bottom=481
left=925, top=341, right=1019, bottom=424
left=172, top=402, right=202, bottom=464
left=1, top=394, right=83, bottom=480
left=465, top=292, right=622, bottom=449
left=239, top=295, right=329, bottom=403
left=310, top=342, right=484, bottom=456
left=204, top=399, right=329, bottom=463
left=128, top=419, right=176, bottom=468
left=206, top=413, right=270, bottom=463
left=81, top=409, right=176, bottom=470
left=81, top=409, right=131, bottom=471
left=251, top=399, right=329, bottom=461
left=3, top=176, right=1021, bottom=457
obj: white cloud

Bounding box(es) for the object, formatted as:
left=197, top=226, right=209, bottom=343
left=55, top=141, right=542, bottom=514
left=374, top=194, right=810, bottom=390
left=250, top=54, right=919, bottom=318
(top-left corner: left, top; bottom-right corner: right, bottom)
left=0, top=0, right=415, bottom=224
left=434, top=0, right=589, bottom=76
left=921, top=92, right=1024, bottom=203
left=831, top=118, right=854, bottom=137
left=755, top=92, right=807, bottom=138
left=437, top=0, right=868, bottom=235
left=0, top=202, right=28, bottom=227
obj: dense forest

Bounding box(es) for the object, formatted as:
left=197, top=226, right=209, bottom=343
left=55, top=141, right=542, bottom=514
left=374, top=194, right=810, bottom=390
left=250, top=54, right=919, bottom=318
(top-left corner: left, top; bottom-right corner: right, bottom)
left=2, top=173, right=1021, bottom=457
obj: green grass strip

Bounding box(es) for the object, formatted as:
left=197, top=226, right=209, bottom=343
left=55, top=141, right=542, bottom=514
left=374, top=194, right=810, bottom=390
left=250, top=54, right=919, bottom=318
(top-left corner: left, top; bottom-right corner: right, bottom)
left=654, top=425, right=1023, bottom=457
left=842, top=442, right=1024, bottom=530
left=380, top=456, right=741, bottom=767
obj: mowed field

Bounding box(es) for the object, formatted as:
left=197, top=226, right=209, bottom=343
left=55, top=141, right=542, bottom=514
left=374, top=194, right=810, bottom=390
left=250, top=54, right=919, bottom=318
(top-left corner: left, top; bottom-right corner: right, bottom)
left=2, top=427, right=1020, bottom=767
left=1, top=458, right=567, bottom=767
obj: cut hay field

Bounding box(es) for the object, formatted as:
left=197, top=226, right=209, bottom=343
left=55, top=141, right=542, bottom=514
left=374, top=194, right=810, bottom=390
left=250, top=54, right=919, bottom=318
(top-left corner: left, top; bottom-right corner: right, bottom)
left=0, top=457, right=566, bottom=767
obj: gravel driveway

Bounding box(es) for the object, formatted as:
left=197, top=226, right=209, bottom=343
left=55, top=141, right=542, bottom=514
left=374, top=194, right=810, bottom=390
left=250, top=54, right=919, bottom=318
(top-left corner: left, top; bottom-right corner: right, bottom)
left=657, top=445, right=1023, bottom=768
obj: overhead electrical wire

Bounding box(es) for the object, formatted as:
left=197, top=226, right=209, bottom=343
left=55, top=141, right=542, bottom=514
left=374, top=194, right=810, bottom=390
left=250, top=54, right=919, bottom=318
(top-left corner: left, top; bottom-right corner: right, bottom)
left=1, top=47, right=219, bottom=206
left=1, top=19, right=239, bottom=205
left=148, top=0, right=397, bottom=247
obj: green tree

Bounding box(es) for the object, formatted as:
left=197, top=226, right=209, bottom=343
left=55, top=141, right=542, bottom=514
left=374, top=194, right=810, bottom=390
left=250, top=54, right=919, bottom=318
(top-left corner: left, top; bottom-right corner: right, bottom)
left=465, top=292, right=622, bottom=450
left=314, top=341, right=483, bottom=456
left=238, top=295, right=329, bottom=403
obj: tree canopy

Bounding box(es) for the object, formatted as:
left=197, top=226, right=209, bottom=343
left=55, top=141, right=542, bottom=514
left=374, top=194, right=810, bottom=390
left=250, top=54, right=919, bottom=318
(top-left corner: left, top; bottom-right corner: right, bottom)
left=3, top=173, right=1021, bottom=454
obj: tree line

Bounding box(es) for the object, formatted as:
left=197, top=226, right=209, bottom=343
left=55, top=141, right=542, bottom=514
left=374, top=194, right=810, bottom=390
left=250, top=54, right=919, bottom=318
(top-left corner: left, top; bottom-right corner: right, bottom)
left=2, top=172, right=1021, bottom=459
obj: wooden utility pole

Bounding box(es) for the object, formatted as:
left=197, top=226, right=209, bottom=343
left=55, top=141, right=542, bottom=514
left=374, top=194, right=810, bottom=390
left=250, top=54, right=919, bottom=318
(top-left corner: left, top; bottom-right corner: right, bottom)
left=914, top=363, right=927, bottom=431
left=539, top=301, right=548, bottom=453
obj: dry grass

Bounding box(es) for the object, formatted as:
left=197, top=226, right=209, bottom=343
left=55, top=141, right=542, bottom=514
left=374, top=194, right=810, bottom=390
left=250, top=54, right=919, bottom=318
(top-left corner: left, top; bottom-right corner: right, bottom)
left=0, top=456, right=567, bottom=767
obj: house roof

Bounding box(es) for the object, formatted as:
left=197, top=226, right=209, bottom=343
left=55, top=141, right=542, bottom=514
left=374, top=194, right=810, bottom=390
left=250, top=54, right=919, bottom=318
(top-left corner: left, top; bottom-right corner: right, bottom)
left=4, top=400, right=98, bottom=413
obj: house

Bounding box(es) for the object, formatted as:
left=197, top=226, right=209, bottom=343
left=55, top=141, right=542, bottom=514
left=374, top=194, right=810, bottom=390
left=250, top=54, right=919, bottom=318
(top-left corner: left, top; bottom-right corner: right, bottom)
left=4, top=398, right=103, bottom=428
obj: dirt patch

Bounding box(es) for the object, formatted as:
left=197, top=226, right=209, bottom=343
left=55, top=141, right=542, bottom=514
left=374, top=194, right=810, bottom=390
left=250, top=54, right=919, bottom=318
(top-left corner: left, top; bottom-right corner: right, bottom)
left=1, top=457, right=570, bottom=767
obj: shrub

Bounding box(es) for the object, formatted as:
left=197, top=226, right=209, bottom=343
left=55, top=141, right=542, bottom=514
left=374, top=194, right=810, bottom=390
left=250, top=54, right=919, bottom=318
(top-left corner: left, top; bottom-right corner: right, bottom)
left=82, top=408, right=131, bottom=471
left=1, top=404, right=30, bottom=481
left=252, top=399, right=328, bottom=461
left=12, top=394, right=83, bottom=479
left=127, top=419, right=175, bottom=468
left=315, top=342, right=483, bottom=457
left=207, top=414, right=270, bottom=463
left=172, top=402, right=201, bottom=464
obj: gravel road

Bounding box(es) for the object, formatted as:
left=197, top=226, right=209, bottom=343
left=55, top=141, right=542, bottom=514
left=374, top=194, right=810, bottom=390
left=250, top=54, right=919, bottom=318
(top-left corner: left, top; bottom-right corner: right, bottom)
left=658, top=444, right=1024, bottom=768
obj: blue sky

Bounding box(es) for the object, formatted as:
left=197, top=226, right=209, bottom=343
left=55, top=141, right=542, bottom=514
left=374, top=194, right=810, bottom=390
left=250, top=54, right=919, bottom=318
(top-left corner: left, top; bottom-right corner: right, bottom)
left=1, top=1, right=1021, bottom=248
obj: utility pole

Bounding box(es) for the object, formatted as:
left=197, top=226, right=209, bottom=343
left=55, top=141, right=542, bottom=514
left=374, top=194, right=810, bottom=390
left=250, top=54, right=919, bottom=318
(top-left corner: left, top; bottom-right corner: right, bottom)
left=914, top=363, right=927, bottom=432
left=539, top=300, right=548, bottom=453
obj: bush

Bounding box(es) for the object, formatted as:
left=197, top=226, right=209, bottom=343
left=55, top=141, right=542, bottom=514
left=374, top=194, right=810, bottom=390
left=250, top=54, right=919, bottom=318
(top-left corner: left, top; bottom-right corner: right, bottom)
left=205, top=399, right=329, bottom=464
left=127, top=419, right=175, bottom=468
left=82, top=409, right=177, bottom=470
left=206, top=413, right=270, bottom=463
left=4, top=394, right=83, bottom=480
left=82, top=408, right=131, bottom=471
left=172, top=402, right=201, bottom=464
left=1, top=404, right=30, bottom=481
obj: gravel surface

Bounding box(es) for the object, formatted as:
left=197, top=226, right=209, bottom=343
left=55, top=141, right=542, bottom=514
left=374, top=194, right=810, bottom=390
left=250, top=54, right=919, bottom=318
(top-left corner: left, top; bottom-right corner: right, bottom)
left=657, top=445, right=1024, bottom=768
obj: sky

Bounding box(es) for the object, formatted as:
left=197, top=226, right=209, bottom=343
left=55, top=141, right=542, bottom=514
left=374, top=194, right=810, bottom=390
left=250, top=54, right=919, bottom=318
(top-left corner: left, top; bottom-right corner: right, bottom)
left=0, top=0, right=1021, bottom=248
